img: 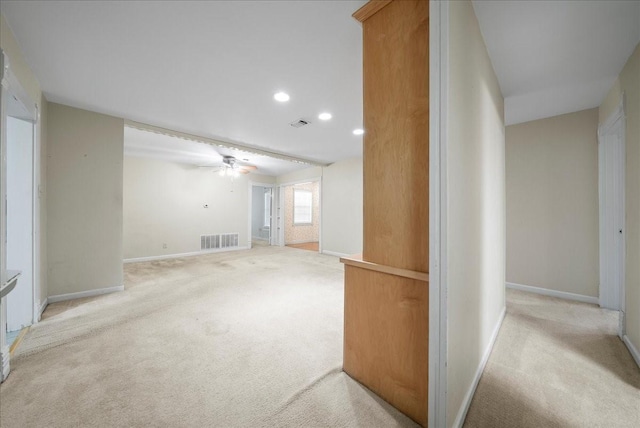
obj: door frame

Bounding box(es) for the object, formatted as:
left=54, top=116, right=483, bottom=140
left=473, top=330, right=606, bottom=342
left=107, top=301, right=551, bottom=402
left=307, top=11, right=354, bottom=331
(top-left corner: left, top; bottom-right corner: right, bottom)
left=247, top=181, right=275, bottom=247
left=1, top=50, right=41, bottom=381
left=598, top=97, right=626, bottom=336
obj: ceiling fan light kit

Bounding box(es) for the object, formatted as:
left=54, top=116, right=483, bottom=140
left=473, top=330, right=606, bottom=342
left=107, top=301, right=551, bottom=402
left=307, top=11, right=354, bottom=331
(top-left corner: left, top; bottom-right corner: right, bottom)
left=214, top=155, right=255, bottom=178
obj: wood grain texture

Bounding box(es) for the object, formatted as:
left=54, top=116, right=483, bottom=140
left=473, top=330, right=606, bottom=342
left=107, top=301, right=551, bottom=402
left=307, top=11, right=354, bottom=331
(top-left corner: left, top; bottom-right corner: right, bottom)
left=352, top=0, right=393, bottom=23
left=343, top=264, right=429, bottom=426
left=361, top=0, right=429, bottom=272
left=341, top=254, right=429, bottom=282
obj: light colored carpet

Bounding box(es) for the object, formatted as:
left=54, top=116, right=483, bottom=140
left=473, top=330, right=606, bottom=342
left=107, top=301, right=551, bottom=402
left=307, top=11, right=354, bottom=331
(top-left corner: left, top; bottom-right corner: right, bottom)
left=0, top=246, right=417, bottom=428
left=464, top=289, right=640, bottom=428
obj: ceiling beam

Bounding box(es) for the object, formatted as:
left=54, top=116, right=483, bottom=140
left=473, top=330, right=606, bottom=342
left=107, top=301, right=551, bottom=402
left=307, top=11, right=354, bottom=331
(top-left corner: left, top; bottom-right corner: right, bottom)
left=124, top=120, right=330, bottom=167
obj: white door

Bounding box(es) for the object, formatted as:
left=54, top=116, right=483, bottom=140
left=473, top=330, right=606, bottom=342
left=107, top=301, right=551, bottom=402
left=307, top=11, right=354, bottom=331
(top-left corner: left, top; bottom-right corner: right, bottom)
left=6, top=116, right=34, bottom=332
left=598, top=104, right=625, bottom=341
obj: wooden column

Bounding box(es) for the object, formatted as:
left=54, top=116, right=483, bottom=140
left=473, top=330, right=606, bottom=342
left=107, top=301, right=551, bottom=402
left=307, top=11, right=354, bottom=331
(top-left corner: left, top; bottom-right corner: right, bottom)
left=341, top=0, right=429, bottom=426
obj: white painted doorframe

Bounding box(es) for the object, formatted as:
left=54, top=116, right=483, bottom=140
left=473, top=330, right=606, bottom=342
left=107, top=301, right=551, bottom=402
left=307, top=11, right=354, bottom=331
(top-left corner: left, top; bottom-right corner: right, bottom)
left=1, top=50, right=40, bottom=381
left=598, top=98, right=626, bottom=337
left=428, top=1, right=449, bottom=427
left=247, top=181, right=275, bottom=247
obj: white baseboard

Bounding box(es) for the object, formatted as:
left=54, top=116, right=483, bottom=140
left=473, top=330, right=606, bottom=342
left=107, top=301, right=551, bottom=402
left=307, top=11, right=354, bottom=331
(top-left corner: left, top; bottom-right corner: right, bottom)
left=321, top=250, right=351, bottom=258
left=453, top=306, right=506, bottom=428
left=48, top=285, right=124, bottom=304
left=506, top=282, right=599, bottom=305
left=285, top=239, right=317, bottom=245
left=623, top=335, right=640, bottom=368
left=123, top=246, right=249, bottom=264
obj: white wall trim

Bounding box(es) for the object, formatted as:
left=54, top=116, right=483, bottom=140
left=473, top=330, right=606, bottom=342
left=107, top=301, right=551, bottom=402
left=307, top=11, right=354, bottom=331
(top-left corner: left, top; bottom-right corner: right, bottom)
left=506, top=282, right=599, bottom=305
left=0, top=344, right=9, bottom=382
left=321, top=250, right=350, bottom=258
left=428, top=1, right=449, bottom=427
left=452, top=307, right=506, bottom=428
left=598, top=96, right=625, bottom=138
left=622, top=335, right=640, bottom=368
left=38, top=298, right=48, bottom=320
left=48, top=285, right=124, bottom=304
left=123, top=245, right=250, bottom=264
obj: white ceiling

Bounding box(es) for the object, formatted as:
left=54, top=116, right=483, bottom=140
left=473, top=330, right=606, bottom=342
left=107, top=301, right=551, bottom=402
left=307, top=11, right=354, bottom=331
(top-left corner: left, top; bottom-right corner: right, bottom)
left=4, top=1, right=638, bottom=149
left=1, top=0, right=366, bottom=167
left=473, top=0, right=640, bottom=125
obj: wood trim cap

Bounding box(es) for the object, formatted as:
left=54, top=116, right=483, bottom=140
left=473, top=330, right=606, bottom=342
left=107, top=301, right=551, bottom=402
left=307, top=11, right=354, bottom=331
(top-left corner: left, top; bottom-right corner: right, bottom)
left=352, top=0, right=393, bottom=23
left=340, top=254, right=429, bottom=282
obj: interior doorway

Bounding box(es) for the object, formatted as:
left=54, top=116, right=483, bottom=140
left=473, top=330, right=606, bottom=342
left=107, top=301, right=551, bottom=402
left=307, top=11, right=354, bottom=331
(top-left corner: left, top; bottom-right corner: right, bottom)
left=280, top=181, right=321, bottom=253
left=249, top=184, right=274, bottom=247
left=598, top=100, right=626, bottom=337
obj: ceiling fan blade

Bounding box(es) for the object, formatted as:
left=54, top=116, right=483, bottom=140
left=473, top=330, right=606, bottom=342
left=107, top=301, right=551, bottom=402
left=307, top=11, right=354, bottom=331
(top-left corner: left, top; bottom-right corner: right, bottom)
left=239, top=165, right=258, bottom=171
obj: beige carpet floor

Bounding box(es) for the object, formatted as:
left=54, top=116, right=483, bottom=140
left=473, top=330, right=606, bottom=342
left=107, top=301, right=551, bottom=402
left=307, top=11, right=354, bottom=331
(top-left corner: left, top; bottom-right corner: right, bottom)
left=464, top=289, right=640, bottom=428
left=0, top=246, right=417, bottom=428
left=3, top=249, right=639, bottom=427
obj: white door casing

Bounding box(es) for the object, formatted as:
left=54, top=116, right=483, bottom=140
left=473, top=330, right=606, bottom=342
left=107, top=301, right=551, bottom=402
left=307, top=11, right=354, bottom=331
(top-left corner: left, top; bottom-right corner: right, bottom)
left=1, top=50, right=40, bottom=382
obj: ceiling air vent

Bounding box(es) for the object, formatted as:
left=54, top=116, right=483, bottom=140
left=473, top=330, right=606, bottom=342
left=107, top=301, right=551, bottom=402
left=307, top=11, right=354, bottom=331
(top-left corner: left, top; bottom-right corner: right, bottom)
left=290, top=119, right=310, bottom=128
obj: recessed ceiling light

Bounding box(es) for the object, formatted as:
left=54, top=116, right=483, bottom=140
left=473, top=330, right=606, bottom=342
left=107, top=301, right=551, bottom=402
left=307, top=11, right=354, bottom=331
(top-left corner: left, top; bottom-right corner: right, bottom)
left=274, top=92, right=290, bottom=102
left=353, top=128, right=364, bottom=135
left=318, top=112, right=332, bottom=121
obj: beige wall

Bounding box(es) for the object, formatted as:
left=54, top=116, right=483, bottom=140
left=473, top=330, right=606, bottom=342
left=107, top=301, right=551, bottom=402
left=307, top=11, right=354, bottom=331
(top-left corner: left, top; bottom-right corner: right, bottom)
left=47, top=103, right=124, bottom=296
left=321, top=158, right=363, bottom=255
left=123, top=156, right=275, bottom=259
left=1, top=14, right=48, bottom=307
left=125, top=158, right=361, bottom=257
left=599, top=42, right=640, bottom=357
left=506, top=109, right=600, bottom=297
left=447, top=2, right=506, bottom=425
left=283, top=181, right=320, bottom=244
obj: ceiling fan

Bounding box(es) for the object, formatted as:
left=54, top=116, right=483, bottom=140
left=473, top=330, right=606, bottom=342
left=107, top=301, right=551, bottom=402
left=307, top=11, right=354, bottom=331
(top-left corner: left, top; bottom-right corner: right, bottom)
left=204, top=155, right=258, bottom=177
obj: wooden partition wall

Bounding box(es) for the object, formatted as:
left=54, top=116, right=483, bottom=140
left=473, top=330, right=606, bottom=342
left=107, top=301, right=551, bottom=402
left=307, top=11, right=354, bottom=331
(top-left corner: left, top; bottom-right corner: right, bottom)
left=341, top=0, right=429, bottom=426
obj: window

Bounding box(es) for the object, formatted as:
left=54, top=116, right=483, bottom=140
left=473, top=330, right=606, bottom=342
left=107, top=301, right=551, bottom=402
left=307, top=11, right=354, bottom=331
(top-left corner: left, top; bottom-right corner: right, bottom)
left=293, top=189, right=312, bottom=224
left=264, top=190, right=271, bottom=227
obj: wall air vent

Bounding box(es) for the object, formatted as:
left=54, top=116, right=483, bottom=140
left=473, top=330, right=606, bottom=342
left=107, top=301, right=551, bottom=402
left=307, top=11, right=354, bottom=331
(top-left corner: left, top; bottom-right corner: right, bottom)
left=200, top=233, right=239, bottom=250
left=290, top=119, right=310, bottom=128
